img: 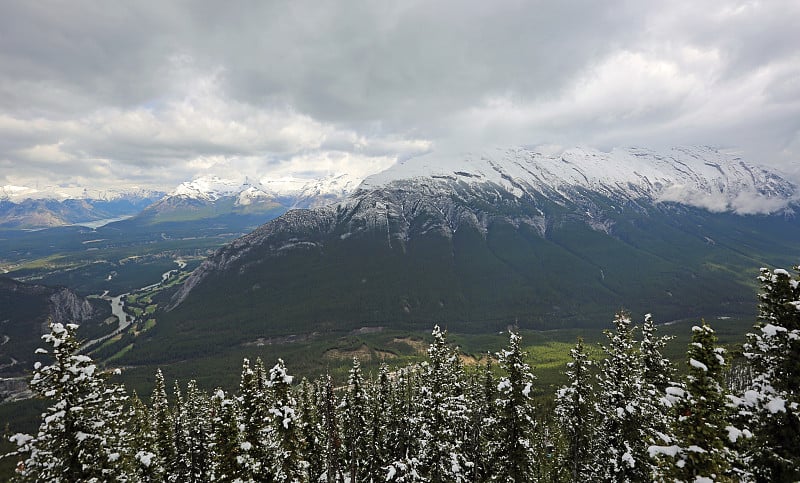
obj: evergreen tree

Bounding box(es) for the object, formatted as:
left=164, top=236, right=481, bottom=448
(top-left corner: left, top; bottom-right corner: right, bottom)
left=265, top=359, right=306, bottom=482
left=737, top=266, right=800, bottom=482
left=386, top=365, right=424, bottom=482
left=239, top=358, right=269, bottom=477
left=364, top=363, right=391, bottom=481
left=555, top=338, right=595, bottom=483
left=322, top=373, right=344, bottom=483
left=593, top=312, right=653, bottom=482
left=210, top=389, right=250, bottom=482
left=341, top=357, right=369, bottom=482
left=129, top=391, right=160, bottom=481
left=640, top=314, right=674, bottom=392
left=531, top=416, right=558, bottom=482
left=19, top=317, right=783, bottom=482
left=493, top=329, right=538, bottom=483
left=183, top=380, right=212, bottom=482
left=298, top=377, right=326, bottom=482
left=170, top=381, right=191, bottom=481
left=415, top=326, right=471, bottom=482
left=638, top=314, right=675, bottom=471
left=8, top=322, right=132, bottom=482
left=650, top=322, right=742, bottom=482
left=150, top=369, right=175, bottom=480
left=468, top=355, right=500, bottom=481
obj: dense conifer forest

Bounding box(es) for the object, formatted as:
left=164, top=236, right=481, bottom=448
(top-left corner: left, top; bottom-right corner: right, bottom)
left=5, top=267, right=800, bottom=482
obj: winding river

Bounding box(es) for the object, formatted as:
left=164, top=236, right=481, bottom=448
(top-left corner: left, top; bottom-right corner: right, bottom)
left=81, top=259, right=185, bottom=351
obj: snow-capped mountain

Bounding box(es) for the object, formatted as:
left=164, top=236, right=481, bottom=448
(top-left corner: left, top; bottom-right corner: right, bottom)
left=162, top=173, right=360, bottom=207
left=360, top=146, right=797, bottom=215
left=0, top=185, right=42, bottom=202
left=259, top=173, right=362, bottom=208
left=178, top=145, right=799, bottom=282
left=164, top=146, right=799, bottom=343
left=135, top=173, right=362, bottom=227
left=235, top=186, right=274, bottom=207
left=167, top=176, right=262, bottom=202
left=0, top=187, right=164, bottom=228
left=0, top=172, right=364, bottom=229
left=0, top=184, right=163, bottom=203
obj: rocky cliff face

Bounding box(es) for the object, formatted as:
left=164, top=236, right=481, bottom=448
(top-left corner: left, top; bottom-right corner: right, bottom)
left=49, top=288, right=97, bottom=327
left=0, top=278, right=103, bottom=381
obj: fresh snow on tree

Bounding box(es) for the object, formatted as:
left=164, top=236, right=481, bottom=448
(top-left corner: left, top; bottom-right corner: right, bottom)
left=650, top=322, right=745, bottom=482
left=734, top=266, right=800, bottom=482
left=8, top=323, right=132, bottom=481
left=555, top=338, right=595, bottom=482
left=593, top=313, right=657, bottom=481
left=493, top=329, right=538, bottom=482
left=7, top=266, right=800, bottom=482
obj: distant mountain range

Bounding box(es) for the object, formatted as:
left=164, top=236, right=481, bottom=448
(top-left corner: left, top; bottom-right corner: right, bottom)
left=0, top=190, right=163, bottom=229
left=133, top=173, right=360, bottom=225
left=136, top=146, right=800, bottom=362
left=0, top=173, right=361, bottom=229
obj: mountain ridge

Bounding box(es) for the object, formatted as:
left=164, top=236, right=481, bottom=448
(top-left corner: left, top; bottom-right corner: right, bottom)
left=153, top=146, right=799, bottom=353
left=173, top=145, right=799, bottom=307
left=360, top=146, right=797, bottom=215
left=0, top=194, right=164, bottom=229
left=133, top=172, right=363, bottom=225
left=0, top=172, right=364, bottom=229
left=160, top=172, right=362, bottom=206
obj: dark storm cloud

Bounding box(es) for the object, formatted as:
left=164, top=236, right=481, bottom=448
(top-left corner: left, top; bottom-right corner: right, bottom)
left=0, top=0, right=798, bottom=191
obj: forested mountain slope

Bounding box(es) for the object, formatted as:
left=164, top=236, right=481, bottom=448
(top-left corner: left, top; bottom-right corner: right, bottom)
left=145, top=147, right=800, bottom=360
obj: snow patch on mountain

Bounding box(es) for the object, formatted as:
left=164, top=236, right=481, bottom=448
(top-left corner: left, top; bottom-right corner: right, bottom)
left=169, top=176, right=248, bottom=202
left=260, top=173, right=362, bottom=208
left=235, top=186, right=274, bottom=206
left=0, top=185, right=40, bottom=201
left=0, top=184, right=163, bottom=203
left=361, top=146, right=797, bottom=215
left=166, top=172, right=362, bottom=208
left=170, top=145, right=798, bottom=311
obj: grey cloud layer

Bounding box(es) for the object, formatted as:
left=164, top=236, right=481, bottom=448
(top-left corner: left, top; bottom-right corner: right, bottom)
left=0, top=0, right=798, bottom=190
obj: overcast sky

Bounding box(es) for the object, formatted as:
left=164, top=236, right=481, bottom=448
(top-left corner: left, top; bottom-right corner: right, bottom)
left=1, top=0, right=799, bottom=192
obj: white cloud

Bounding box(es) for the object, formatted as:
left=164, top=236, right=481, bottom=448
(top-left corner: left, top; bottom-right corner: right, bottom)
left=0, top=0, right=798, bottom=191
left=657, top=184, right=797, bottom=215
left=442, top=43, right=800, bottom=177
left=16, top=142, right=73, bottom=164
left=0, top=63, right=430, bottom=190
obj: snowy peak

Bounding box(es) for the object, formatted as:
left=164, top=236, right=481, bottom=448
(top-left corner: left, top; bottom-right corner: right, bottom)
left=361, top=146, right=797, bottom=215
left=166, top=172, right=361, bottom=208
left=235, top=186, right=274, bottom=206
left=259, top=172, right=362, bottom=208
left=0, top=187, right=164, bottom=228
left=0, top=184, right=163, bottom=203
left=168, top=176, right=252, bottom=202
left=140, top=172, right=363, bottom=225
left=0, top=185, right=41, bottom=202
